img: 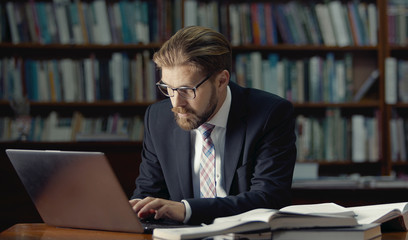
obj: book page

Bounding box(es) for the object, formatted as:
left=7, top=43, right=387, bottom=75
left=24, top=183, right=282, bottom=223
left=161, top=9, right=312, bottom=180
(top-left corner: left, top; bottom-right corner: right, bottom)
left=153, top=220, right=269, bottom=239
left=348, top=202, right=408, bottom=224
left=212, top=208, right=277, bottom=224
left=279, top=203, right=355, bottom=217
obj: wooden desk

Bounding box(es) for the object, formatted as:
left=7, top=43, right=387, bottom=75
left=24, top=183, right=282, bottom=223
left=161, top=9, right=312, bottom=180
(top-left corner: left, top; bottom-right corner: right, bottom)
left=1, top=224, right=408, bottom=240
left=0, top=224, right=152, bottom=240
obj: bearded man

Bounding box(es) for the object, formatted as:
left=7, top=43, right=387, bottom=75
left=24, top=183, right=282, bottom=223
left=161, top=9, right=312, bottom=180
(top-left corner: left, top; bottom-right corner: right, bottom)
left=129, top=26, right=297, bottom=225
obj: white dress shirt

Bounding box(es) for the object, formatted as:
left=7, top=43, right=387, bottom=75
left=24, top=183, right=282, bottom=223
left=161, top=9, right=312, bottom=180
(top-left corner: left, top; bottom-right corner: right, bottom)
left=182, top=86, right=232, bottom=223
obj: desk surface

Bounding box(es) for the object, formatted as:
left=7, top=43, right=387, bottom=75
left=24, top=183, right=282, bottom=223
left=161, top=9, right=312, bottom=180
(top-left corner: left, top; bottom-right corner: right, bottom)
left=0, top=224, right=152, bottom=240
left=1, top=224, right=408, bottom=240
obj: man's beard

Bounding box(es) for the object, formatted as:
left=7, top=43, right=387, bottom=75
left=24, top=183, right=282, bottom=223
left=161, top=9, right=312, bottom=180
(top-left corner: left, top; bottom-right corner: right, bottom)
left=171, top=90, right=217, bottom=131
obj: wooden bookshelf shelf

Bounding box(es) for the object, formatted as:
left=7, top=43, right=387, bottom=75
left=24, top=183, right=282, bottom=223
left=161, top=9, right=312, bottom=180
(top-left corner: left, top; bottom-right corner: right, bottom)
left=232, top=45, right=378, bottom=52
left=389, top=103, right=408, bottom=108
left=0, top=100, right=151, bottom=117
left=292, top=102, right=380, bottom=108
left=389, top=46, right=408, bottom=51
left=0, top=42, right=163, bottom=50
left=316, top=161, right=382, bottom=166
left=0, top=100, right=154, bottom=106
left=392, top=161, right=408, bottom=166
left=0, top=140, right=142, bottom=148
left=0, top=100, right=381, bottom=109
left=0, top=43, right=379, bottom=52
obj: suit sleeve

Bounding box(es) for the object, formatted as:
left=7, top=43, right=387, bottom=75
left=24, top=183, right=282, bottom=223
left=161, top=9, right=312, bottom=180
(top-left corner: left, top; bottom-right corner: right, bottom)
left=186, top=98, right=297, bottom=224
left=131, top=104, right=170, bottom=200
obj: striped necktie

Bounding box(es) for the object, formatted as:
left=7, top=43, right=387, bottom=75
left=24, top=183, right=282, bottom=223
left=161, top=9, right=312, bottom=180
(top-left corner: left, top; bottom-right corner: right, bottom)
left=198, top=123, right=216, bottom=198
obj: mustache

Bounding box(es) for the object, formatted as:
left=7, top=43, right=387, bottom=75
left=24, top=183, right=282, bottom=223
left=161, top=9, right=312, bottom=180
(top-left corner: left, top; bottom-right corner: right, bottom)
left=171, top=107, right=188, bottom=114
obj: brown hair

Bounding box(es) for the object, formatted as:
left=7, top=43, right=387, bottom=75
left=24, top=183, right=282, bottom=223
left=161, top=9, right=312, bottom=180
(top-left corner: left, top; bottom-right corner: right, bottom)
left=153, top=26, right=232, bottom=76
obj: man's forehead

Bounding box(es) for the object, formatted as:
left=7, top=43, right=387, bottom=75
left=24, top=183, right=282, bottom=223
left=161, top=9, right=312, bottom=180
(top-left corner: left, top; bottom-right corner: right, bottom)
left=161, top=66, right=204, bottom=85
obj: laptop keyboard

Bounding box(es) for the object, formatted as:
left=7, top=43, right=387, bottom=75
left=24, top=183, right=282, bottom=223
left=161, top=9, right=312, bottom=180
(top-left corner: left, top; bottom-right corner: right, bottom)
left=141, top=218, right=189, bottom=233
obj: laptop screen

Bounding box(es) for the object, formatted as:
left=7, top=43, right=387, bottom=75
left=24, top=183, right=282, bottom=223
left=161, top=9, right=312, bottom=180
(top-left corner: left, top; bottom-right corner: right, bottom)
left=6, top=149, right=144, bottom=233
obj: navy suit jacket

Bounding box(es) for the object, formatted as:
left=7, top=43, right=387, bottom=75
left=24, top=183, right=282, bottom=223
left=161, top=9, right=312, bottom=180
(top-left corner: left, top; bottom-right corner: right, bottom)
left=132, top=81, right=297, bottom=224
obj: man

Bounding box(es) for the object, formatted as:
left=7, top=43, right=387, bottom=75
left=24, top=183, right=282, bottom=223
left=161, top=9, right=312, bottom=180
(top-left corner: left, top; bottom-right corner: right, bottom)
left=130, top=26, right=296, bottom=225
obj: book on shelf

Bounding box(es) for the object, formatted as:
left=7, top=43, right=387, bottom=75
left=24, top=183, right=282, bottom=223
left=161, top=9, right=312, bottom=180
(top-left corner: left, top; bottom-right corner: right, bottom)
left=2, top=0, right=178, bottom=44
left=315, top=3, right=336, bottom=46
left=351, top=112, right=380, bottom=163
left=233, top=52, right=354, bottom=103
left=0, top=111, right=144, bottom=142
left=5, top=2, right=20, bottom=44
left=295, top=109, right=379, bottom=162
left=367, top=3, right=378, bottom=46
left=398, top=59, right=408, bottom=103
left=91, top=0, right=112, bottom=45
left=2, top=0, right=380, bottom=46
left=396, top=116, right=406, bottom=162
left=353, top=69, right=379, bottom=102
left=75, top=133, right=129, bottom=142
left=183, top=0, right=198, bottom=27
left=217, top=223, right=381, bottom=240
left=152, top=203, right=358, bottom=240
left=387, top=0, right=408, bottom=46
left=385, top=57, right=398, bottom=104
left=1, top=51, right=157, bottom=103
left=390, top=113, right=408, bottom=162
left=328, top=1, right=352, bottom=47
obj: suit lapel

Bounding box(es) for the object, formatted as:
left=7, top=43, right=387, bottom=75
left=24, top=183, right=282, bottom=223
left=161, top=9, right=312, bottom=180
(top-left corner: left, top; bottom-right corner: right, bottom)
left=173, top=127, right=194, bottom=198
left=224, top=82, right=247, bottom=194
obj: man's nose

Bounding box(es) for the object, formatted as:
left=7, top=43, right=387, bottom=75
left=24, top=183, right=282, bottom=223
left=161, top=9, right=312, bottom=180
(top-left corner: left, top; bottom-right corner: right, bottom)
left=172, top=90, right=186, bottom=106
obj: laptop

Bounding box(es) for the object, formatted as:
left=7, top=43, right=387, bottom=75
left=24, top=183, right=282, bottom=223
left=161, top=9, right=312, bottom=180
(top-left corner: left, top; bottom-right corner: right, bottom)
left=6, top=149, right=183, bottom=233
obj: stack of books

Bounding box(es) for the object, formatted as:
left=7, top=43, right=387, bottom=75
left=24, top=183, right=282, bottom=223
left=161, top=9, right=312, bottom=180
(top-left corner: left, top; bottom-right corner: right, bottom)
left=152, top=202, right=408, bottom=240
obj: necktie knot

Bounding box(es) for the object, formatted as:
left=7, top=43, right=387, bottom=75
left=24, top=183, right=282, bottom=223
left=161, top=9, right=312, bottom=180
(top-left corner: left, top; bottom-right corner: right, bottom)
left=198, top=123, right=215, bottom=140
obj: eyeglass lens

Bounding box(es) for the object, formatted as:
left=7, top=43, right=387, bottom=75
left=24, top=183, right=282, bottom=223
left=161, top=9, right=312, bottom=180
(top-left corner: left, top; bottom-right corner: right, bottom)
left=157, top=85, right=196, bottom=99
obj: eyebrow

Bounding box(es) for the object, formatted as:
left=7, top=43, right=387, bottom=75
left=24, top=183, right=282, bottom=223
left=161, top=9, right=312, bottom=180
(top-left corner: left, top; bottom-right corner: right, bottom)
left=159, top=80, right=195, bottom=88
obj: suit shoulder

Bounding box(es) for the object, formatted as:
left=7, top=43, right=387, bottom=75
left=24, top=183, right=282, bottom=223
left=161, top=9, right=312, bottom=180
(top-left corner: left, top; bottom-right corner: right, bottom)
left=147, top=99, right=172, bottom=114
left=145, top=99, right=174, bottom=122
left=230, top=81, right=292, bottom=108
left=247, top=88, right=293, bottom=110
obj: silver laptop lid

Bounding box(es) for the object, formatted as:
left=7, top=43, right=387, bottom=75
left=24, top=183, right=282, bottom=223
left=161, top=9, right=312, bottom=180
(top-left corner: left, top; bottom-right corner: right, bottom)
left=6, top=149, right=143, bottom=233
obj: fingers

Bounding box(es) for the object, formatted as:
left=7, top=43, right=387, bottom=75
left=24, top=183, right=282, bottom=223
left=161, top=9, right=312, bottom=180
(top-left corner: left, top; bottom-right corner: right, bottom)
left=131, top=197, right=185, bottom=222
left=132, top=197, right=154, bottom=213
left=129, top=198, right=140, bottom=207
left=137, top=198, right=163, bottom=219
left=154, top=201, right=184, bottom=221
left=130, top=198, right=155, bottom=218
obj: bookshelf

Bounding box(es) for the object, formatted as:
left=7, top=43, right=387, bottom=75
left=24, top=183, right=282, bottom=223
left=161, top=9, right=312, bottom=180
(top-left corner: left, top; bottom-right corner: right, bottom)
left=2, top=0, right=407, bottom=232
left=0, top=0, right=407, bottom=180
left=383, top=0, right=408, bottom=178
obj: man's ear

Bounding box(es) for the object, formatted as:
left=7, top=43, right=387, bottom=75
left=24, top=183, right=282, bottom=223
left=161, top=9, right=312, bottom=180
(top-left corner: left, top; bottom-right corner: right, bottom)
left=217, top=70, right=230, bottom=88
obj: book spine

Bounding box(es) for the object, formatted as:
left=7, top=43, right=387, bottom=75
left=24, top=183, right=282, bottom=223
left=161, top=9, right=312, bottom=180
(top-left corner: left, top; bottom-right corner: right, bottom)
left=92, top=0, right=111, bottom=44
left=385, top=57, right=397, bottom=104
left=328, top=1, right=351, bottom=46
left=6, top=2, right=20, bottom=43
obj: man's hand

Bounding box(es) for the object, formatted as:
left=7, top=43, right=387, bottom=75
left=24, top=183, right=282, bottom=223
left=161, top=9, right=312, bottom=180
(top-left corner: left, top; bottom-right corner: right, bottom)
left=129, top=197, right=185, bottom=222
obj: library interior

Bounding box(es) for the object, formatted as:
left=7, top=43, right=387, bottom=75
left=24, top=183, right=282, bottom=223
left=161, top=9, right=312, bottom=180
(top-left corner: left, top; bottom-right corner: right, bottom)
left=1, top=0, right=408, bottom=239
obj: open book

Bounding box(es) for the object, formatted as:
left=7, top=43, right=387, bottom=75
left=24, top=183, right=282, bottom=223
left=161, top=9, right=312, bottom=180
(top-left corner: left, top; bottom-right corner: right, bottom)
left=153, top=203, right=358, bottom=240
left=218, top=223, right=381, bottom=240
left=347, top=202, right=408, bottom=231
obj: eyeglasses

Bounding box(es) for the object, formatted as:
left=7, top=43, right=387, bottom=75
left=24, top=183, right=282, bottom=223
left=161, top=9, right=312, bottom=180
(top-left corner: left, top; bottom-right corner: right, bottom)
left=156, top=74, right=212, bottom=99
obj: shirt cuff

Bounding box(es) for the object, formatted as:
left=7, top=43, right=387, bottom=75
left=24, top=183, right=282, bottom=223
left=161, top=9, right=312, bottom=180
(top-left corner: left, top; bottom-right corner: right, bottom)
left=181, top=200, right=192, bottom=224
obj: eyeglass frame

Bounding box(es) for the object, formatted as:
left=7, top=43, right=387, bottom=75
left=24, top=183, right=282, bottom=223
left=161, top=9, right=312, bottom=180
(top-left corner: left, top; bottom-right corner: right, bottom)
left=156, top=73, right=213, bottom=99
